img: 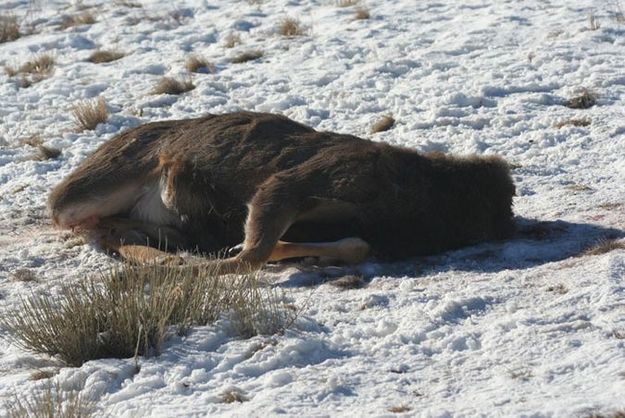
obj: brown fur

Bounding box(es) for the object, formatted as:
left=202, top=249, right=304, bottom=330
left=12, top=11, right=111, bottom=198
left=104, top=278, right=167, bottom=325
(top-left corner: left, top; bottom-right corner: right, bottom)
left=49, top=111, right=515, bottom=270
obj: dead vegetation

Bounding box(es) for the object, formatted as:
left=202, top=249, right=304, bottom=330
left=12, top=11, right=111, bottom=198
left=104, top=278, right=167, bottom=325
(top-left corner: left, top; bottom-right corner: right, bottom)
left=554, top=117, right=591, bottom=128
left=588, top=13, right=601, bottom=30
left=388, top=405, right=412, bottom=413
left=87, top=49, right=125, bottom=63
left=613, top=1, right=625, bottom=23
left=584, top=239, right=625, bottom=256
left=60, top=12, right=96, bottom=30
left=113, top=0, right=142, bottom=7
left=36, top=145, right=62, bottom=160
left=151, top=76, right=195, bottom=94
left=71, top=97, right=108, bottom=131
left=565, top=88, right=597, bottom=109
left=0, top=13, right=20, bottom=43
left=586, top=411, right=625, bottom=418
left=371, top=115, right=395, bottom=133
left=223, top=32, right=242, bottom=48
left=354, top=8, right=371, bottom=20
left=221, top=388, right=249, bottom=403
left=231, top=50, right=263, bottom=63
left=566, top=183, right=593, bottom=193
left=20, top=135, right=61, bottom=160
left=11, top=269, right=39, bottom=282
left=30, top=369, right=58, bottom=381
left=185, top=54, right=215, bottom=73
left=1, top=263, right=296, bottom=367
left=337, top=0, right=360, bottom=6
left=5, top=54, right=55, bottom=87
left=546, top=283, right=568, bottom=294
left=4, top=381, right=95, bottom=418
left=330, top=275, right=366, bottom=289
left=277, top=17, right=307, bottom=37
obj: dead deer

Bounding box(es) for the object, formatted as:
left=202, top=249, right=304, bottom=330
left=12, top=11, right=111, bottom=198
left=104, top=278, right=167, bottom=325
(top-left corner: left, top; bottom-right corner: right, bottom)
left=49, top=111, right=515, bottom=274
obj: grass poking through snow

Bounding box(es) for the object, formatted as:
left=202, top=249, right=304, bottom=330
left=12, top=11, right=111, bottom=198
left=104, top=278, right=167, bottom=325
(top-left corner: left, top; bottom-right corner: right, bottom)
left=554, top=117, right=591, bottom=128
left=4, top=381, right=95, bottom=418
left=565, top=88, right=597, bottom=109
left=584, top=239, right=625, bottom=256
left=151, top=76, right=195, bottom=94
left=5, top=54, right=55, bottom=87
left=371, top=115, right=395, bottom=133
left=87, top=49, right=125, bottom=63
left=0, top=13, right=20, bottom=43
left=231, top=50, right=263, bottom=63
left=277, top=17, right=306, bottom=37
left=1, top=263, right=296, bottom=366
left=60, top=12, right=96, bottom=30
left=185, top=55, right=215, bottom=73
left=71, top=97, right=108, bottom=132
left=354, top=8, right=370, bottom=20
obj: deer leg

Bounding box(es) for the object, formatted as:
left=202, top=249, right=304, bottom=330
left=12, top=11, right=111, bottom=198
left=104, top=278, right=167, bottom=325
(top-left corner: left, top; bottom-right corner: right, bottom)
left=92, top=217, right=188, bottom=265
left=269, top=238, right=370, bottom=264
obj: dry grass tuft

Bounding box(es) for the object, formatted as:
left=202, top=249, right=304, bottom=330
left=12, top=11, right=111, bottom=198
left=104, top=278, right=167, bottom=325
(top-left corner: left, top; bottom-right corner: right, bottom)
left=554, top=117, right=591, bottom=128
left=185, top=54, right=215, bottom=73
left=584, top=239, right=625, bottom=256
left=354, top=7, right=370, bottom=20
left=151, top=76, right=195, bottom=95
left=87, top=49, right=125, bottom=63
left=231, top=50, right=263, bottom=63
left=0, top=13, right=20, bottom=43
left=371, top=115, right=395, bottom=133
left=113, top=0, right=142, bottom=7
left=5, top=54, right=55, bottom=86
left=277, top=17, right=306, bottom=37
left=71, top=97, right=108, bottom=132
left=30, top=369, right=58, bottom=381
left=60, top=12, right=96, bottom=30
left=4, top=381, right=95, bottom=418
left=546, top=283, right=568, bottom=294
left=588, top=13, right=601, bottom=30
left=223, top=32, right=242, bottom=48
left=11, top=269, right=39, bottom=282
left=337, top=0, right=360, bottom=6
left=1, top=263, right=296, bottom=366
left=221, top=388, right=249, bottom=403
left=388, top=405, right=411, bottom=413
left=586, top=411, right=625, bottom=418
left=330, top=275, right=365, bottom=289
left=20, top=134, right=43, bottom=147
left=36, top=145, right=62, bottom=160
left=565, top=88, right=597, bottom=109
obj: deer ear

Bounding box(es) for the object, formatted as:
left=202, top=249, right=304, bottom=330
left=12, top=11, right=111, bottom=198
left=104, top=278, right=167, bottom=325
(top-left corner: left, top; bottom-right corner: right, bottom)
left=158, top=155, right=184, bottom=210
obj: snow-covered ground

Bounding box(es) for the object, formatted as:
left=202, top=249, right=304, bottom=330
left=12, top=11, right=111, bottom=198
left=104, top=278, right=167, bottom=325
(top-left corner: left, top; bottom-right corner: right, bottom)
left=2, top=0, right=625, bottom=416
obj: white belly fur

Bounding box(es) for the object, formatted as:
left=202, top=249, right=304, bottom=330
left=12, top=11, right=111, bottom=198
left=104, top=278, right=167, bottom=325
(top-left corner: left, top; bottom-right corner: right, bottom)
left=130, top=182, right=181, bottom=227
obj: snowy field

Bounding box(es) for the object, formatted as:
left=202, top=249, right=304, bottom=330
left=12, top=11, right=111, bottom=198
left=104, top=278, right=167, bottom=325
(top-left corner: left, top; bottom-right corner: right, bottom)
left=1, top=0, right=625, bottom=416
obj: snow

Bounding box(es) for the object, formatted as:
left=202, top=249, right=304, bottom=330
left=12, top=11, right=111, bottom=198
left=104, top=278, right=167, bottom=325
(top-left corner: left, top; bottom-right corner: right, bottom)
left=1, top=0, right=625, bottom=416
